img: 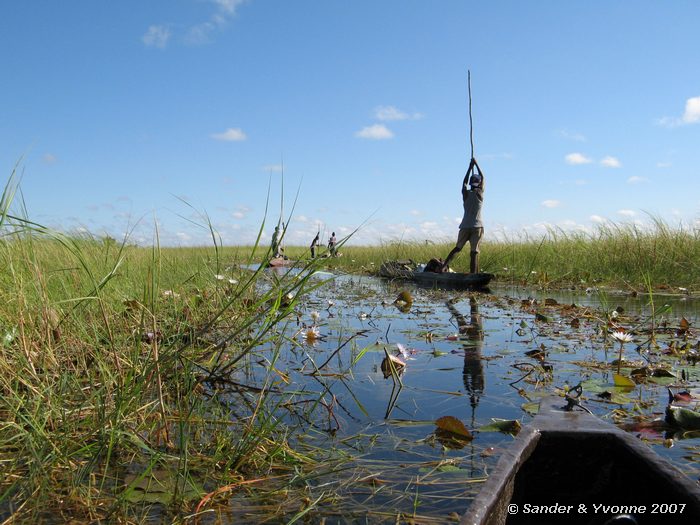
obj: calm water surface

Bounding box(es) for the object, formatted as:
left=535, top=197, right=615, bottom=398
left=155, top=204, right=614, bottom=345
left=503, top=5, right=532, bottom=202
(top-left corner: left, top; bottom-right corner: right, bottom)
left=227, top=269, right=700, bottom=523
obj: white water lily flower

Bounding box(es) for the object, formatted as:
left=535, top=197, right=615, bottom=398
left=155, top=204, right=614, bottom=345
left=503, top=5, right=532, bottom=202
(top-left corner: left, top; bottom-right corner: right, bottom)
left=310, top=311, right=320, bottom=324
left=327, top=300, right=334, bottom=308
left=215, top=274, right=225, bottom=280
left=611, top=330, right=633, bottom=343
left=396, top=343, right=416, bottom=360
left=302, top=326, right=321, bottom=343
left=228, top=278, right=238, bottom=285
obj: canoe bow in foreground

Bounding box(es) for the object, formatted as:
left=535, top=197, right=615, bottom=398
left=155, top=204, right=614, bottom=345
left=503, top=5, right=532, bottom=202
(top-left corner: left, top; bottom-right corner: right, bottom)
left=461, top=396, right=700, bottom=525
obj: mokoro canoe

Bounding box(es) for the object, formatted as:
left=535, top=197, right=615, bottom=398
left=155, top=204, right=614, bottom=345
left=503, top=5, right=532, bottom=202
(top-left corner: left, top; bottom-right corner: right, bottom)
left=461, top=396, right=700, bottom=525
left=268, top=256, right=292, bottom=268
left=379, top=260, right=494, bottom=289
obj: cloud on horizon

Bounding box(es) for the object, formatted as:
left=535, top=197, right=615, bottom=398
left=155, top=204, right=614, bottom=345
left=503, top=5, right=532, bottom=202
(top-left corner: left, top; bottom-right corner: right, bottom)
left=541, top=199, right=562, bottom=208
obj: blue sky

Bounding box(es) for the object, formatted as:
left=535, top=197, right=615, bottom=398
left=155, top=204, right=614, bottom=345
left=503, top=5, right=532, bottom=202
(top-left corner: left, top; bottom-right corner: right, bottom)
left=2, top=1, right=699, bottom=247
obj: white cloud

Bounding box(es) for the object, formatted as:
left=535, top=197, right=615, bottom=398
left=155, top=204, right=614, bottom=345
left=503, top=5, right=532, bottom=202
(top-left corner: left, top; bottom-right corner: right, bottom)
left=617, top=209, right=636, bottom=217
left=600, top=156, right=621, bottom=168
left=565, top=152, right=592, bottom=165
left=590, top=215, right=607, bottom=224
left=409, top=209, right=421, bottom=216
left=142, top=25, right=171, bottom=49
left=541, top=199, right=562, bottom=208
left=185, top=0, right=245, bottom=44
left=627, top=176, right=648, bottom=184
left=42, top=153, right=57, bottom=164
left=657, top=95, right=700, bottom=127
left=557, top=129, right=587, bottom=142
left=574, top=179, right=587, bottom=186
left=211, top=128, right=247, bottom=141
left=355, top=124, right=394, bottom=140
left=374, top=105, right=422, bottom=121
left=682, top=96, right=700, bottom=123
left=656, top=161, right=672, bottom=168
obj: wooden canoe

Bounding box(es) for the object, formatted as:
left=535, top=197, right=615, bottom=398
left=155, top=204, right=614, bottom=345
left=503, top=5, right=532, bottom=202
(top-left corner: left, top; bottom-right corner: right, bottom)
left=379, top=260, right=494, bottom=289
left=461, top=396, right=700, bottom=525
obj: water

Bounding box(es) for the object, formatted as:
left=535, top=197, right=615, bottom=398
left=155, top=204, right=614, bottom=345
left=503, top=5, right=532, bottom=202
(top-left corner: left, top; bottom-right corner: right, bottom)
left=227, top=269, right=700, bottom=522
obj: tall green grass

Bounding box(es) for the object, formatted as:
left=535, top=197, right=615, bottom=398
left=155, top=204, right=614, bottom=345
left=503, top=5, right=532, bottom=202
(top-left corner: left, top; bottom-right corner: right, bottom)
left=0, top=170, right=332, bottom=522
left=273, top=220, right=700, bottom=290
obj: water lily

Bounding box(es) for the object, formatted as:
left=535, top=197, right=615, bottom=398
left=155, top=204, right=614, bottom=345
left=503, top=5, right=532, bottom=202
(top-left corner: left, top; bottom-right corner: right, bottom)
left=611, top=330, right=633, bottom=343
left=228, top=278, right=238, bottom=285
left=611, top=330, right=633, bottom=374
left=396, top=343, right=416, bottom=360
left=302, top=326, right=321, bottom=344
left=310, top=311, right=320, bottom=324
left=214, top=274, right=225, bottom=280
left=327, top=300, right=334, bottom=308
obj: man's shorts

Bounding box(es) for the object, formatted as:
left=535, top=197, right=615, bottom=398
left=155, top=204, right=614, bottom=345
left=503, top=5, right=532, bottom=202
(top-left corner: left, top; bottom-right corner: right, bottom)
left=455, top=227, right=483, bottom=253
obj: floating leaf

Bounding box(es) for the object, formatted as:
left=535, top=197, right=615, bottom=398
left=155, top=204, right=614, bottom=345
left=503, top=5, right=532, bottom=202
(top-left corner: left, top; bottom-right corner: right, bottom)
left=521, top=401, right=540, bottom=415
left=666, top=406, right=700, bottom=430
left=570, top=317, right=580, bottom=328
left=680, top=317, right=690, bottom=331
left=477, top=419, right=522, bottom=436
left=535, top=313, right=551, bottom=323
left=435, top=416, right=473, bottom=439
left=613, top=374, right=636, bottom=388
left=544, top=298, right=558, bottom=306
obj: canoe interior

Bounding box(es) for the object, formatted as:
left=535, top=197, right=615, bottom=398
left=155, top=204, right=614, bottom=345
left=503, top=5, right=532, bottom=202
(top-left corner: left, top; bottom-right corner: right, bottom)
left=462, top=397, right=700, bottom=525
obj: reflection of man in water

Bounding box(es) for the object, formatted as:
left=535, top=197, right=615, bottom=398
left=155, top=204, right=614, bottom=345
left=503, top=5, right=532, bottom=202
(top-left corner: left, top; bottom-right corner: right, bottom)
left=446, top=296, right=484, bottom=424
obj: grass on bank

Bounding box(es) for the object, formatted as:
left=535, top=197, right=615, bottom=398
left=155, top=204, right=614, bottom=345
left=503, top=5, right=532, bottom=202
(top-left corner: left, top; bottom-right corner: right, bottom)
left=273, top=219, right=700, bottom=291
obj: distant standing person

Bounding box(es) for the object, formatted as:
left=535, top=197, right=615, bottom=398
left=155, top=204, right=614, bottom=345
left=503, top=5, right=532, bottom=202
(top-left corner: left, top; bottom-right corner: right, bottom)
left=310, top=231, right=320, bottom=258
left=442, top=158, right=485, bottom=273
left=328, top=232, right=337, bottom=257
left=271, top=225, right=281, bottom=257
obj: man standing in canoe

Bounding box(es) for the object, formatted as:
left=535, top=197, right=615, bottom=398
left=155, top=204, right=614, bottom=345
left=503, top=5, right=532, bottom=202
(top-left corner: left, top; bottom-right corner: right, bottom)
left=310, top=231, right=320, bottom=258
left=441, top=158, right=484, bottom=273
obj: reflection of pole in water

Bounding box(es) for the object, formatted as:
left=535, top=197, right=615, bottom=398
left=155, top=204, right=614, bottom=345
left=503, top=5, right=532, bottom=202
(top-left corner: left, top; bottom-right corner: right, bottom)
left=446, top=296, right=485, bottom=426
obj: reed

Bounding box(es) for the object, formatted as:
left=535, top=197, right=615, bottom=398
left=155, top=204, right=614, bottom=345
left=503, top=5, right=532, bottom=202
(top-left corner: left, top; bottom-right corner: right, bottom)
left=268, top=220, right=700, bottom=290
left=0, top=174, right=334, bottom=522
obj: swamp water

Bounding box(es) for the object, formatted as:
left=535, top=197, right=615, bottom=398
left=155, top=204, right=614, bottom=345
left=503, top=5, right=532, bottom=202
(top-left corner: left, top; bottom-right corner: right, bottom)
left=212, top=269, right=700, bottom=523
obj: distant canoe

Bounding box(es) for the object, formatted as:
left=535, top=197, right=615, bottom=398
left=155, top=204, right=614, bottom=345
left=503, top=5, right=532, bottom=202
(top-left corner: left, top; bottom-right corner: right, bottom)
left=461, top=396, right=700, bottom=525
left=268, top=257, right=292, bottom=268
left=379, top=260, right=493, bottom=289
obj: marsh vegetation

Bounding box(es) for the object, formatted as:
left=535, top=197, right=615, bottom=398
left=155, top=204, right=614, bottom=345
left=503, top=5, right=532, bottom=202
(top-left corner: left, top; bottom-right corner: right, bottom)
left=1, top=171, right=699, bottom=523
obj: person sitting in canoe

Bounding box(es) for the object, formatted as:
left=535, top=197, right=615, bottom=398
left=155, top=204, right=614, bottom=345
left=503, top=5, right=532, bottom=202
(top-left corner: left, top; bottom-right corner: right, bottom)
left=442, top=158, right=484, bottom=273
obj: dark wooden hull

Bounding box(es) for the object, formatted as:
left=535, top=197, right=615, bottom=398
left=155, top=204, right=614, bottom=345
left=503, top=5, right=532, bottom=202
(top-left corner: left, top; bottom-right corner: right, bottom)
left=461, top=397, right=700, bottom=525
left=379, top=261, right=493, bottom=289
